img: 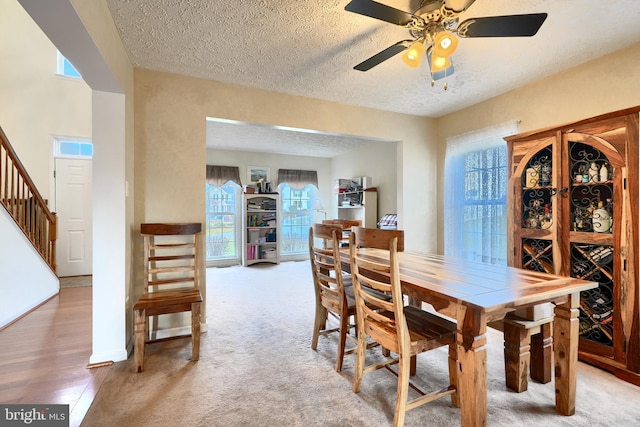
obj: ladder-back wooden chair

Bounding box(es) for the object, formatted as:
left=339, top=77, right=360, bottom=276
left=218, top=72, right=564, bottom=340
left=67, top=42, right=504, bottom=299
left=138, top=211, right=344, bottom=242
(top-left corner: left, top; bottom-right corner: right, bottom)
left=349, top=232, right=458, bottom=427
left=308, top=223, right=357, bottom=372
left=322, top=219, right=361, bottom=245
left=133, top=223, right=203, bottom=373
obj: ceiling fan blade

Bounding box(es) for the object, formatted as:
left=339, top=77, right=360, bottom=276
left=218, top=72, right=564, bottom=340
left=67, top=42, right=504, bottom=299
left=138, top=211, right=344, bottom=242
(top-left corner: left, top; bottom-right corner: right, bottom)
left=458, top=13, right=548, bottom=38
left=353, top=40, right=412, bottom=71
left=345, top=0, right=416, bottom=26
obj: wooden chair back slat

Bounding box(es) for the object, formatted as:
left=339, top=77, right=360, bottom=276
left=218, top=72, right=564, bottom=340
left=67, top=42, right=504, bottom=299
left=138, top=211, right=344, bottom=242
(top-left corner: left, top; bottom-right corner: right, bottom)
left=351, top=226, right=405, bottom=252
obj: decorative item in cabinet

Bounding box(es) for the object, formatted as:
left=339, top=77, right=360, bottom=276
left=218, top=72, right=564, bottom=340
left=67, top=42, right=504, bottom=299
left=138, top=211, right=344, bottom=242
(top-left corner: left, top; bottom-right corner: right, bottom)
left=569, top=142, right=613, bottom=233
left=521, top=145, right=553, bottom=230
left=242, top=193, right=280, bottom=266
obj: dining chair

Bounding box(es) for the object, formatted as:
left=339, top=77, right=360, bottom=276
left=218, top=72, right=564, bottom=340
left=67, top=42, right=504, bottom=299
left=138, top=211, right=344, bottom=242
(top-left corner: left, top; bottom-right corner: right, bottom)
left=133, top=223, right=203, bottom=373
left=308, top=223, right=357, bottom=372
left=349, top=232, right=458, bottom=427
left=322, top=219, right=362, bottom=245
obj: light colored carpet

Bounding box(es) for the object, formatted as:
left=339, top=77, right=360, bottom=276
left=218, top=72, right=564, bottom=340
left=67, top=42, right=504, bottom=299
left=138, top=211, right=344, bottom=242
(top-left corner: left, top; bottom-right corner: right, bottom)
left=82, top=261, right=640, bottom=426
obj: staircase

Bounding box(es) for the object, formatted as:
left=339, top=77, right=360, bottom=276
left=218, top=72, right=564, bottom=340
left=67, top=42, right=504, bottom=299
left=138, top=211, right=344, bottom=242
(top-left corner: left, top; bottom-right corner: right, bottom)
left=0, top=126, right=57, bottom=273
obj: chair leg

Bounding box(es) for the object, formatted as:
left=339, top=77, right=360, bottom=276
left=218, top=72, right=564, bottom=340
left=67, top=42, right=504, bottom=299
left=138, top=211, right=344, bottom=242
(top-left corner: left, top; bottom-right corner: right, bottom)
left=352, top=323, right=367, bottom=393
left=530, top=322, right=553, bottom=384
left=448, top=344, right=459, bottom=407
left=311, top=303, right=326, bottom=350
left=134, top=308, right=146, bottom=373
left=191, top=302, right=201, bottom=361
left=335, top=310, right=349, bottom=372
left=503, top=322, right=531, bottom=392
left=394, top=352, right=411, bottom=427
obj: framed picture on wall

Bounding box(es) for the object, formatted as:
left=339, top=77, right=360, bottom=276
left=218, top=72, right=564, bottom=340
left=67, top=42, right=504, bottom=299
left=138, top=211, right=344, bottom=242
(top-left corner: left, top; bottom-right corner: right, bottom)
left=247, top=166, right=270, bottom=184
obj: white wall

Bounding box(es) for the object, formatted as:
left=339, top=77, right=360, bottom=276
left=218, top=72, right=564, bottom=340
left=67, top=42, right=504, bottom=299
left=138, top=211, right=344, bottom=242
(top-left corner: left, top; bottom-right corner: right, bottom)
left=331, top=140, right=398, bottom=220
left=90, top=90, right=128, bottom=363
left=0, top=208, right=58, bottom=328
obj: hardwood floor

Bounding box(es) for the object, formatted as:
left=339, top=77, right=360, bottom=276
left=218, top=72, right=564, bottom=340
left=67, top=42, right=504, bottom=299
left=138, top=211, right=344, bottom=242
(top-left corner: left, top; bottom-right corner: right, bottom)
left=0, top=285, right=110, bottom=427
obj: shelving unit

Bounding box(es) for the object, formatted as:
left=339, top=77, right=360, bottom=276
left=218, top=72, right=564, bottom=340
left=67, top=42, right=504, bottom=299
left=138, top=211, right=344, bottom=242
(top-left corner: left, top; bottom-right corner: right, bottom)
left=505, top=106, right=640, bottom=386
left=242, top=193, right=280, bottom=266
left=335, top=177, right=377, bottom=228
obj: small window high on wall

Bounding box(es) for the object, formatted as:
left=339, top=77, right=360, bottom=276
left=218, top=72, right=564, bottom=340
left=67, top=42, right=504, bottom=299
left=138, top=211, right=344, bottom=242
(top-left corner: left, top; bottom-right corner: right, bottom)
left=54, top=138, right=93, bottom=158
left=56, top=51, right=81, bottom=78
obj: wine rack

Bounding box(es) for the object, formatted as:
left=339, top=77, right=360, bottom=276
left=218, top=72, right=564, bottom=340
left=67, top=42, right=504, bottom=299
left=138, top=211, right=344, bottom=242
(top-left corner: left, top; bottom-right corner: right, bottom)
left=572, top=243, right=614, bottom=346
left=506, top=107, right=640, bottom=386
left=522, top=239, right=553, bottom=273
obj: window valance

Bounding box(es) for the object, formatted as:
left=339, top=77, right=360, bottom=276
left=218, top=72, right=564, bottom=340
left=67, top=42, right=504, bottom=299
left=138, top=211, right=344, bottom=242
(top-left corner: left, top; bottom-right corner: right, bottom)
left=206, top=165, right=242, bottom=186
left=276, top=169, right=318, bottom=189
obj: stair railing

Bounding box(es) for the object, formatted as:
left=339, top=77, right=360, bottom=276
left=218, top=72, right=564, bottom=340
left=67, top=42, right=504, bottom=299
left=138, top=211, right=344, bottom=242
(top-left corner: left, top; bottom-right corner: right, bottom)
left=0, top=127, right=57, bottom=273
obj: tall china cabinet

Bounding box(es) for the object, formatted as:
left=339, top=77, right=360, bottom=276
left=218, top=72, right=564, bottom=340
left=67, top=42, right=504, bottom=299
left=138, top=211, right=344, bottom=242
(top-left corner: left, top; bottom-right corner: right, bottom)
left=505, top=106, right=640, bottom=386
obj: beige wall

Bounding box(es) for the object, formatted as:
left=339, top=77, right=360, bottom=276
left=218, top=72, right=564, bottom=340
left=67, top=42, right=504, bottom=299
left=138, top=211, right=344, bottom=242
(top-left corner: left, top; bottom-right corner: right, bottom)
left=134, top=69, right=437, bottom=253
left=435, top=42, right=640, bottom=254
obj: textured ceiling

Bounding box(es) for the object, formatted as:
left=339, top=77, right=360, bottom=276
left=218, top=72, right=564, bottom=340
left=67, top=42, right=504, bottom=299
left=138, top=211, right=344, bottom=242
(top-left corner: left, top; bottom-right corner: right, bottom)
left=106, top=0, right=640, bottom=157
left=206, top=118, right=395, bottom=157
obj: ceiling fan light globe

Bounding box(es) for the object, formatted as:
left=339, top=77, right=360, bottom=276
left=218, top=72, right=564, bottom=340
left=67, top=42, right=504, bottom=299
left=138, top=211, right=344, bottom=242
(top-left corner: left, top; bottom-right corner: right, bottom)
left=433, top=31, right=458, bottom=57
left=430, top=54, right=452, bottom=73
left=401, top=40, right=426, bottom=68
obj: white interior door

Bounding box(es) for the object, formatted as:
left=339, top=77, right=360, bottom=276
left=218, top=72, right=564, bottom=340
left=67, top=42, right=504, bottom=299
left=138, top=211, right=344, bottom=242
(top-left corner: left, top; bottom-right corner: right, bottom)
left=55, top=157, right=92, bottom=277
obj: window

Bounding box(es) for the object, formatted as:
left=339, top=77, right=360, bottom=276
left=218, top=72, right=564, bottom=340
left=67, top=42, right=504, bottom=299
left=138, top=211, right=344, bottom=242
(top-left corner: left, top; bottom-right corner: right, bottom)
left=444, top=121, right=519, bottom=265
left=56, top=51, right=81, bottom=78
left=54, top=138, right=93, bottom=158
left=205, top=181, right=240, bottom=261
left=279, top=183, right=317, bottom=255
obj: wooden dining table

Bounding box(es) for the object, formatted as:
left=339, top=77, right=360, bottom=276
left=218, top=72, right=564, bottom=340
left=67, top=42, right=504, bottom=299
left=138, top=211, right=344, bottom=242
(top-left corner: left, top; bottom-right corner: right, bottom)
left=340, top=249, right=598, bottom=427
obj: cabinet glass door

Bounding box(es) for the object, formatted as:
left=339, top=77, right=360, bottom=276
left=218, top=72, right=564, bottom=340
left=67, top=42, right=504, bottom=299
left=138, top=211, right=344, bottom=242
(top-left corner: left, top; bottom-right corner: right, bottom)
left=568, top=141, right=615, bottom=350
left=519, top=144, right=554, bottom=273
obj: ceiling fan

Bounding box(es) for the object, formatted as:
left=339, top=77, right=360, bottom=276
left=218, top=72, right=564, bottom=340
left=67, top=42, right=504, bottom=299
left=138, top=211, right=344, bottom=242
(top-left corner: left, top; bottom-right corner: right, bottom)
left=345, top=0, right=547, bottom=82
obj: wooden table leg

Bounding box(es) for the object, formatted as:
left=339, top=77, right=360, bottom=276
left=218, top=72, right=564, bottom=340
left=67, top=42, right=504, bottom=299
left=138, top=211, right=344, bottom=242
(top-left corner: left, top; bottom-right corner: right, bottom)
left=530, top=322, right=553, bottom=384
left=456, top=307, right=488, bottom=427
left=553, top=294, right=580, bottom=416
left=503, top=321, right=531, bottom=392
